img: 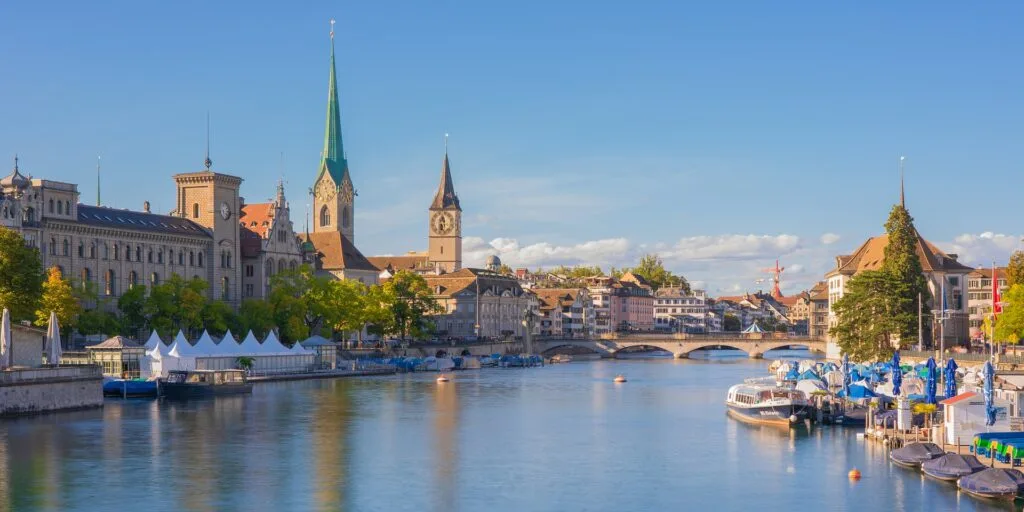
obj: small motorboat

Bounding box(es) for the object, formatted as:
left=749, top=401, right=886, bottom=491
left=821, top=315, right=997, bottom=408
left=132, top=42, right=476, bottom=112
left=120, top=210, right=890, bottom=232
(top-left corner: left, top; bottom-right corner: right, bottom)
left=725, top=382, right=810, bottom=428
left=921, top=453, right=987, bottom=482
left=958, top=468, right=1024, bottom=501
left=437, top=375, right=450, bottom=383
left=161, top=370, right=252, bottom=399
left=889, top=442, right=945, bottom=468
left=550, top=354, right=573, bottom=364
left=614, top=375, right=627, bottom=383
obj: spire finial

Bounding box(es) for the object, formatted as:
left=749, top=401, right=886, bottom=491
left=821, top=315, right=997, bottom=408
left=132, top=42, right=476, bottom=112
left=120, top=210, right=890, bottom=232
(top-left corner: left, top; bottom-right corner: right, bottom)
left=96, top=156, right=101, bottom=207
left=204, top=112, right=212, bottom=170
left=330, top=18, right=335, bottom=39
left=13, top=154, right=18, bottom=172
left=899, top=155, right=906, bottom=208
left=444, top=132, right=449, bottom=154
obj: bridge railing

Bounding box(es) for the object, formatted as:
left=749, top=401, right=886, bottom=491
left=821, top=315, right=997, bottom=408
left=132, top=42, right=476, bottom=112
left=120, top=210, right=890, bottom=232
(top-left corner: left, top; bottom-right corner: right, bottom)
left=597, top=332, right=824, bottom=342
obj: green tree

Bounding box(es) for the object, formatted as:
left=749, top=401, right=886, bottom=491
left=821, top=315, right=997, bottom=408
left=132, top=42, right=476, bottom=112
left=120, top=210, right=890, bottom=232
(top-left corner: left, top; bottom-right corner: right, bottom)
left=829, top=270, right=904, bottom=361
left=496, top=264, right=514, bottom=276
left=268, top=265, right=330, bottom=342
left=117, top=285, right=148, bottom=338
left=381, top=270, right=439, bottom=340
left=35, top=267, right=82, bottom=336
left=323, top=279, right=370, bottom=341
left=0, top=227, right=44, bottom=322
left=1007, top=251, right=1024, bottom=288
left=994, top=284, right=1024, bottom=344
left=623, top=254, right=689, bottom=293
left=723, top=314, right=741, bottom=332
left=145, top=274, right=208, bottom=338
left=202, top=300, right=232, bottom=336
left=73, top=280, right=119, bottom=336
left=237, top=299, right=275, bottom=339
left=880, top=204, right=931, bottom=345
left=364, top=284, right=398, bottom=339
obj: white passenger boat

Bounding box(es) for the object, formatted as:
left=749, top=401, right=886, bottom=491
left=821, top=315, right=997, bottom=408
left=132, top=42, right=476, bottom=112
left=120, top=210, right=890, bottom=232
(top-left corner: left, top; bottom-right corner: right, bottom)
left=725, top=381, right=810, bottom=427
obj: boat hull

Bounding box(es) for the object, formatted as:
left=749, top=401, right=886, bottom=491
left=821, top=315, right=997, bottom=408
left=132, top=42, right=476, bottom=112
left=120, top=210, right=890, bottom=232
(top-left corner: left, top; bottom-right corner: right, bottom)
left=726, top=403, right=806, bottom=427
left=161, top=383, right=252, bottom=399
left=958, top=486, right=1019, bottom=502
left=921, top=468, right=963, bottom=482
left=102, top=380, right=159, bottom=398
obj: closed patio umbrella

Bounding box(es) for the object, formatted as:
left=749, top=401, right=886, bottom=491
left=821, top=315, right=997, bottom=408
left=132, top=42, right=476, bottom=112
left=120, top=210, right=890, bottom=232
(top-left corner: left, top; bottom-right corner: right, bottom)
left=944, top=358, right=958, bottom=399
left=0, top=308, right=10, bottom=368
left=891, top=352, right=902, bottom=397
left=925, top=357, right=937, bottom=404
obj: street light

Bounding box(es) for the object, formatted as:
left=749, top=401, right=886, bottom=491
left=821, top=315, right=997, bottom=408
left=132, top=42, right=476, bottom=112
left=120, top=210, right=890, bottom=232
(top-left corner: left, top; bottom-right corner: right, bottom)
left=522, top=307, right=536, bottom=355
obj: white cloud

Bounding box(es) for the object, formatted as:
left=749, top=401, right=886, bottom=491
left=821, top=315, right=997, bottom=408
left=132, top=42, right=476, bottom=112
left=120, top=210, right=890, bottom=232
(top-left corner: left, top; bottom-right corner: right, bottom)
left=462, top=236, right=632, bottom=270
left=820, top=233, right=841, bottom=245
left=938, top=232, right=1022, bottom=267
left=659, top=234, right=801, bottom=262
left=787, top=263, right=805, bottom=274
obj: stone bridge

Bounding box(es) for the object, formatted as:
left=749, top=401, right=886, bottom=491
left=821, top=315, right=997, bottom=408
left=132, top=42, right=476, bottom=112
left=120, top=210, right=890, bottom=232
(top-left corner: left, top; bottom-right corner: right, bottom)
left=535, top=333, right=826, bottom=359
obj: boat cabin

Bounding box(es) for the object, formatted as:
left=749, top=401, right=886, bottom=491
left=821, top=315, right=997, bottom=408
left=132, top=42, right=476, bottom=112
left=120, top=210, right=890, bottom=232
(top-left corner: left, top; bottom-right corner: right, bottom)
left=165, top=369, right=247, bottom=385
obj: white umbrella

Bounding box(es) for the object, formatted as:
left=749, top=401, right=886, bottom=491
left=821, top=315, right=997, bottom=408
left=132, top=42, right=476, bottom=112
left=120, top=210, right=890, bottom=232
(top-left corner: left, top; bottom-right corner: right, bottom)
left=0, top=308, right=10, bottom=369
left=47, top=311, right=62, bottom=366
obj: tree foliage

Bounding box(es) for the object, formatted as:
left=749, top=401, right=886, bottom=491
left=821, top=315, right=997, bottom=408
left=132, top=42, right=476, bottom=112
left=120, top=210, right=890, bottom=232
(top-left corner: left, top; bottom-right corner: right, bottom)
left=238, top=299, right=275, bottom=339
left=622, top=254, right=689, bottom=293
left=0, top=227, right=44, bottom=322
left=144, top=274, right=209, bottom=338
left=322, top=279, right=370, bottom=339
left=830, top=270, right=904, bottom=361
left=117, top=285, right=148, bottom=337
left=723, top=313, right=741, bottom=332
left=880, top=204, right=931, bottom=344
left=1008, top=251, right=1024, bottom=288
left=995, top=284, right=1024, bottom=344
left=376, top=270, right=439, bottom=340
left=35, top=267, right=81, bottom=335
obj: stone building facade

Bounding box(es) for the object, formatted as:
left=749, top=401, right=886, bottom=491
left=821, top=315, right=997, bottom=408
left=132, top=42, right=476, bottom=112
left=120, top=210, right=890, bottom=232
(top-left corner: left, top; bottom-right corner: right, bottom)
left=424, top=268, right=533, bottom=339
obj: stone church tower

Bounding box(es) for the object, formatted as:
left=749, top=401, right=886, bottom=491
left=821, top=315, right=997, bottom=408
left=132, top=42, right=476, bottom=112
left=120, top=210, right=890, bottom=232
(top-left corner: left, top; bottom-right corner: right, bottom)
left=312, top=24, right=355, bottom=243
left=427, top=148, right=462, bottom=273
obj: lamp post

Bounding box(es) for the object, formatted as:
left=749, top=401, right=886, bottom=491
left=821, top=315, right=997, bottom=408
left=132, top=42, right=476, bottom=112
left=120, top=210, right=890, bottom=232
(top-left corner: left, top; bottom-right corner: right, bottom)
left=522, top=307, right=536, bottom=355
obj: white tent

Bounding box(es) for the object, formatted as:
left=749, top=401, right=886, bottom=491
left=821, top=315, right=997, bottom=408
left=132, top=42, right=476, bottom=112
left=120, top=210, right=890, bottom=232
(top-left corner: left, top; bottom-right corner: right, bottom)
left=290, top=340, right=310, bottom=353
left=796, top=379, right=827, bottom=399
left=143, top=330, right=163, bottom=352
left=239, top=331, right=263, bottom=356
left=192, top=330, right=219, bottom=356
left=261, top=331, right=292, bottom=355
left=217, top=330, right=242, bottom=355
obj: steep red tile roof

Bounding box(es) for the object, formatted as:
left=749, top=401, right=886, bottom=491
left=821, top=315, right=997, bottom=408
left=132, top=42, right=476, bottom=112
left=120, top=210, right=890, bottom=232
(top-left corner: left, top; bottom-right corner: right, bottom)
left=832, top=232, right=974, bottom=275
left=299, top=232, right=377, bottom=272
left=368, top=254, right=431, bottom=272
left=239, top=203, right=275, bottom=238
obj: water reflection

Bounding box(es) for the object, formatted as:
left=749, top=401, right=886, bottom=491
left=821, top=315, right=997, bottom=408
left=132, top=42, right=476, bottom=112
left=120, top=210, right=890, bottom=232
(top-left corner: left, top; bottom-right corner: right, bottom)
left=432, top=380, right=458, bottom=512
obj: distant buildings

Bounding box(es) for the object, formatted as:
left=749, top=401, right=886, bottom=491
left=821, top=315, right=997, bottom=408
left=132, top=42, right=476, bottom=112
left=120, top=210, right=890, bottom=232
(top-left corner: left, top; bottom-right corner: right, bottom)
left=423, top=268, right=533, bottom=339
left=654, top=288, right=710, bottom=333
left=532, top=288, right=596, bottom=338
left=808, top=282, right=829, bottom=338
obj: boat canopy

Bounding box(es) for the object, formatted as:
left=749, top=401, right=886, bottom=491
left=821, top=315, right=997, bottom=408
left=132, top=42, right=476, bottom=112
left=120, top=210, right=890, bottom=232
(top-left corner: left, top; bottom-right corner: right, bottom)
left=837, top=381, right=876, bottom=399
left=959, top=468, right=1024, bottom=496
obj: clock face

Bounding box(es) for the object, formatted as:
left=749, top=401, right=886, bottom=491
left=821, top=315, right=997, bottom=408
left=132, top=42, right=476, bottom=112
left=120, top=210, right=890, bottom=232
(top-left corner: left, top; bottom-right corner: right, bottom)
left=432, top=211, right=454, bottom=235
left=220, top=202, right=230, bottom=220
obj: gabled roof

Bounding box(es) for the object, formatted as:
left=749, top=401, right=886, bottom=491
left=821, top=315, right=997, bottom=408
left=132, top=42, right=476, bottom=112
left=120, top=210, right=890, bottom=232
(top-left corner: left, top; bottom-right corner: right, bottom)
left=88, top=336, right=142, bottom=350
left=832, top=231, right=975, bottom=275
left=367, top=254, right=431, bottom=273
left=76, top=205, right=210, bottom=237
left=969, top=268, right=1008, bottom=279
left=239, top=202, right=275, bottom=238
left=940, top=391, right=978, bottom=406
left=424, top=268, right=523, bottom=298
left=300, top=231, right=377, bottom=272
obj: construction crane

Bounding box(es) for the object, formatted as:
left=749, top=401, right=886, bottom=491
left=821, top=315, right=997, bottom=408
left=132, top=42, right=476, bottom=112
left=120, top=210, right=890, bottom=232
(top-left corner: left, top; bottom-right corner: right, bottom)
left=761, top=259, right=785, bottom=299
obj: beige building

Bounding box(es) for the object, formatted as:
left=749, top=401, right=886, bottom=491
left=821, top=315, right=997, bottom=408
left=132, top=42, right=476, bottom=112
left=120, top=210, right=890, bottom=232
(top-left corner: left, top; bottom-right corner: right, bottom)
left=239, top=182, right=304, bottom=298
left=966, top=267, right=1009, bottom=338
left=825, top=226, right=974, bottom=358
left=808, top=281, right=829, bottom=338
left=424, top=268, right=533, bottom=339
left=532, top=288, right=596, bottom=338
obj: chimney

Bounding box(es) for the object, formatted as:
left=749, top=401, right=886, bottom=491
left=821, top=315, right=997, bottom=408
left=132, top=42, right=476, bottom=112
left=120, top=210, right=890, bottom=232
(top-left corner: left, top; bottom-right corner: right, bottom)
left=948, top=253, right=958, bottom=261
left=143, top=201, right=151, bottom=213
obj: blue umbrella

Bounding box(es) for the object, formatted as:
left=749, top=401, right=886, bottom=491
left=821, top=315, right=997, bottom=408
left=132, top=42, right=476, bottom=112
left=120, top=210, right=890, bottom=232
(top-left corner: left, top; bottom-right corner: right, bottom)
left=925, top=357, right=937, bottom=404
left=944, top=358, right=958, bottom=399
left=842, top=353, right=851, bottom=399
left=984, top=360, right=996, bottom=426
left=891, top=352, right=902, bottom=396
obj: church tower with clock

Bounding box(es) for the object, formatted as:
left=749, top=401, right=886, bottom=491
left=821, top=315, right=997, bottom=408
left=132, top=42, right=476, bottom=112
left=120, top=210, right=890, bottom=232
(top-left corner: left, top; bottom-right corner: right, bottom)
left=312, top=21, right=356, bottom=244
left=427, top=147, right=462, bottom=273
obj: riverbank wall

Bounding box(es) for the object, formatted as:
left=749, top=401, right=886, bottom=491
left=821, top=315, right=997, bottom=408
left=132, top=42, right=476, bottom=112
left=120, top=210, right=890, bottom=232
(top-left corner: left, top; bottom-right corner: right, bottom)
left=0, top=366, right=104, bottom=417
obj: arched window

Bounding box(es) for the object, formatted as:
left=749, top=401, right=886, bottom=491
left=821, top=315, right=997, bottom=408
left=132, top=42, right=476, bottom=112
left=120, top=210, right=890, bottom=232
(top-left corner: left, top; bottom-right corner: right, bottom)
left=289, top=260, right=297, bottom=271
left=220, top=251, right=226, bottom=268
left=135, top=246, right=142, bottom=262
left=197, top=252, right=203, bottom=267
left=65, top=201, right=70, bottom=216
left=221, top=277, right=229, bottom=301
left=189, top=251, right=195, bottom=266
left=278, top=260, right=286, bottom=274
left=102, top=244, right=109, bottom=259
left=342, top=207, right=350, bottom=228
left=89, top=243, right=96, bottom=259
left=168, top=250, right=174, bottom=265
left=128, top=271, right=138, bottom=289
left=113, top=244, right=119, bottom=260
left=157, top=250, right=163, bottom=264
left=265, top=259, right=274, bottom=295
left=124, top=245, right=131, bottom=261
left=62, top=239, right=69, bottom=256
left=105, top=269, right=116, bottom=296
left=227, top=253, right=232, bottom=269
left=77, top=242, right=84, bottom=258
left=150, top=273, right=160, bottom=286
left=57, top=201, right=63, bottom=215
left=48, top=199, right=54, bottom=213
left=147, top=249, right=153, bottom=263
left=319, top=205, right=330, bottom=227
left=81, top=268, right=91, bottom=288
left=178, top=251, right=184, bottom=266
left=49, top=237, right=56, bottom=255
left=192, top=203, right=200, bottom=219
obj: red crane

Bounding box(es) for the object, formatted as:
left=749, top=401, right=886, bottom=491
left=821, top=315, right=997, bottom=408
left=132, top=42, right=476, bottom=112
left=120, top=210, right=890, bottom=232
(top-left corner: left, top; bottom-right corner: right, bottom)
left=762, top=259, right=785, bottom=299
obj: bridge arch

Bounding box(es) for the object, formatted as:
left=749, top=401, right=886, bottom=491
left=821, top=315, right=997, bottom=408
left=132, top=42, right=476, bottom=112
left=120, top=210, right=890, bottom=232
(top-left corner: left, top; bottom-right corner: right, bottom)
left=541, top=344, right=603, bottom=357
left=611, top=345, right=675, bottom=358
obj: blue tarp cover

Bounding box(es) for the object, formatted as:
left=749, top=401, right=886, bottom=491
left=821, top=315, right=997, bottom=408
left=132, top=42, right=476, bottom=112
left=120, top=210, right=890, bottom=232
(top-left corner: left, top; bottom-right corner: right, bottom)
left=837, top=383, right=876, bottom=399
left=959, top=468, right=1024, bottom=496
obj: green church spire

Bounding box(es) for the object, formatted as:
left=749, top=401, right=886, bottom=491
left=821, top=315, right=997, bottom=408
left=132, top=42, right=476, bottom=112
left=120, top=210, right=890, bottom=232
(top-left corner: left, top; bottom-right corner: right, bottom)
left=319, top=19, right=348, bottom=187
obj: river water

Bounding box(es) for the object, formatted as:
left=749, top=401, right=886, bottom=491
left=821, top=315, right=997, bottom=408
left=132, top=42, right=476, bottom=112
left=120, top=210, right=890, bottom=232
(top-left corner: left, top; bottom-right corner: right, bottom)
left=0, top=351, right=1019, bottom=512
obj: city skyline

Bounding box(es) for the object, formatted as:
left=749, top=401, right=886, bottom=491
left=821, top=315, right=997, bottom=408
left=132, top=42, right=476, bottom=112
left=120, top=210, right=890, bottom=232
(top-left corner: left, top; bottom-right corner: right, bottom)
left=3, top=2, right=1023, bottom=294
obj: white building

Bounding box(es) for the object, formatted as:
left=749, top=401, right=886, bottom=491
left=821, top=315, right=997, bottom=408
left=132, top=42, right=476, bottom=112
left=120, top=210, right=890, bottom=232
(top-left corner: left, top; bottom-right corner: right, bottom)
left=654, top=288, right=710, bottom=333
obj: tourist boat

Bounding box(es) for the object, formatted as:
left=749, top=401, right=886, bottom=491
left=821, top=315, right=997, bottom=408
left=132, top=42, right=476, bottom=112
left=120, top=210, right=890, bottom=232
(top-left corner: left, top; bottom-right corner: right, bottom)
left=889, top=442, right=945, bottom=469
left=102, top=378, right=159, bottom=398
left=921, top=453, right=987, bottom=482
left=161, top=370, right=252, bottom=399
left=724, top=382, right=810, bottom=427
left=550, top=354, right=573, bottom=364
left=958, top=468, right=1024, bottom=501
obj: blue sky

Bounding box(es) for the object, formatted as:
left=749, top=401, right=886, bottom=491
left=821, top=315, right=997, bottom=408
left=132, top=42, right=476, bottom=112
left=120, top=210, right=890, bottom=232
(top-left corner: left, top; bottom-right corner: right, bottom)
left=3, top=1, right=1023, bottom=294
